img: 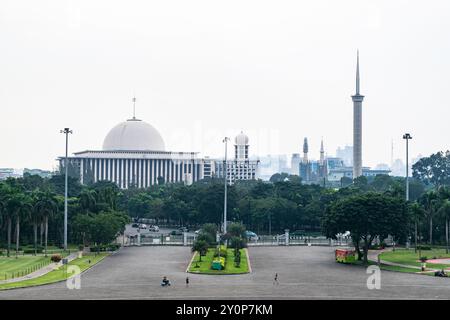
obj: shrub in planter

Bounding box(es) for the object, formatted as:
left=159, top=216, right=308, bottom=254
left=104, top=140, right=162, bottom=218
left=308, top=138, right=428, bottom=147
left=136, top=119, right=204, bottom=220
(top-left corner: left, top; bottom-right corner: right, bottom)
left=24, top=249, right=43, bottom=254
left=51, top=254, right=62, bottom=263
left=420, top=256, right=428, bottom=262
left=212, top=257, right=226, bottom=270
left=230, top=236, right=247, bottom=250
left=213, top=247, right=227, bottom=258
left=417, top=245, right=432, bottom=250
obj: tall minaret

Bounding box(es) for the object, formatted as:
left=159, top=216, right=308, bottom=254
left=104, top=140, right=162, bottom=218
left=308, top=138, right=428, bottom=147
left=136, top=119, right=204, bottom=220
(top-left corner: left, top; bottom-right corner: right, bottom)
left=302, top=137, right=309, bottom=163
left=320, top=138, right=325, bottom=165
left=352, top=51, right=364, bottom=179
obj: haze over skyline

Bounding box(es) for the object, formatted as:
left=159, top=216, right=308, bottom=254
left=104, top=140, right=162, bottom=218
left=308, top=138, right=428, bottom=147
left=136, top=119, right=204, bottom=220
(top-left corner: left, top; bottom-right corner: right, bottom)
left=1, top=0, right=449, bottom=171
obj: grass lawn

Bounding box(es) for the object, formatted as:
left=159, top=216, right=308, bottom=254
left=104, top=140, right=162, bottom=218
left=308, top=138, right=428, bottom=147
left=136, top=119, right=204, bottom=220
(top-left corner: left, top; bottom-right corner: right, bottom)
left=348, top=260, right=420, bottom=273
left=188, top=248, right=250, bottom=275
left=0, top=253, right=108, bottom=290
left=380, top=248, right=450, bottom=270
left=0, top=256, right=52, bottom=280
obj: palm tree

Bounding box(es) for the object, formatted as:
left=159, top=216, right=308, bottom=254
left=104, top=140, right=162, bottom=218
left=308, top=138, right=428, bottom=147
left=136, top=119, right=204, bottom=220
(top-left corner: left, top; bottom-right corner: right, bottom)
left=410, top=202, right=425, bottom=254
left=79, top=189, right=97, bottom=213
left=34, top=191, right=58, bottom=256
left=420, top=191, right=438, bottom=245
left=437, top=199, right=450, bottom=254
left=0, top=185, right=12, bottom=257
left=31, top=191, right=44, bottom=255
left=7, top=193, right=32, bottom=258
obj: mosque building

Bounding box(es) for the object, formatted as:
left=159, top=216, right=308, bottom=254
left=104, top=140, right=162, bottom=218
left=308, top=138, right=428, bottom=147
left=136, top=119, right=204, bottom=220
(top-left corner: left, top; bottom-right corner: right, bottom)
left=59, top=103, right=259, bottom=188
left=60, top=109, right=205, bottom=188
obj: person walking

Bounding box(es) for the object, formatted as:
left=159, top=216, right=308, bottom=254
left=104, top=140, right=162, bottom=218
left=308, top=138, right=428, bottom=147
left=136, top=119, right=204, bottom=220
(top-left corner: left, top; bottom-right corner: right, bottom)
left=273, top=273, right=279, bottom=285
left=185, top=276, right=189, bottom=287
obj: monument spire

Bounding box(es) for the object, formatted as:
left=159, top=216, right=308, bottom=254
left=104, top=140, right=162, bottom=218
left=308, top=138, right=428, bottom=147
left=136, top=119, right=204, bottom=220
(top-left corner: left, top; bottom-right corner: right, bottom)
left=352, top=50, right=365, bottom=179
left=356, top=50, right=360, bottom=95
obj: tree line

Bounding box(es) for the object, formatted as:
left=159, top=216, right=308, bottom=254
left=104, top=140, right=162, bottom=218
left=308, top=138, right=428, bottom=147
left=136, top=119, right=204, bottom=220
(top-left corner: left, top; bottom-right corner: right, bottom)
left=0, top=174, right=129, bottom=256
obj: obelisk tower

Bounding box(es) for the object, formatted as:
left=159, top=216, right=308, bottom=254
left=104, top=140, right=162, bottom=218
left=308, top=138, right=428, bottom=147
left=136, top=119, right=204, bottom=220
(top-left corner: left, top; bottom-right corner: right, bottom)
left=352, top=51, right=364, bottom=179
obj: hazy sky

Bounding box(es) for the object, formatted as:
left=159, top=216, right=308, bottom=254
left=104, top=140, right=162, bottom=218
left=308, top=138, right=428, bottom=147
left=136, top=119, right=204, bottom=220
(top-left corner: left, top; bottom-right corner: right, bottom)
left=1, top=0, right=449, bottom=170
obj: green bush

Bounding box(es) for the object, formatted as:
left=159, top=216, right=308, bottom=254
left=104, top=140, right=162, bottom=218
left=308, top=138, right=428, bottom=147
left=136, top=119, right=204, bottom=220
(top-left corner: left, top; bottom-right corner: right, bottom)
left=212, top=256, right=226, bottom=270
left=230, top=236, right=247, bottom=249
left=91, top=244, right=120, bottom=252
left=417, top=245, right=432, bottom=250
left=51, top=254, right=62, bottom=263
left=213, top=247, right=227, bottom=258
left=23, top=249, right=43, bottom=254
left=420, top=256, right=428, bottom=262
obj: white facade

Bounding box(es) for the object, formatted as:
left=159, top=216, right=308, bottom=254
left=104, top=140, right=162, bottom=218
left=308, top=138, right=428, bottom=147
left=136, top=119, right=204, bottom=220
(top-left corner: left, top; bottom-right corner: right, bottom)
left=60, top=117, right=203, bottom=188
left=204, top=131, right=259, bottom=184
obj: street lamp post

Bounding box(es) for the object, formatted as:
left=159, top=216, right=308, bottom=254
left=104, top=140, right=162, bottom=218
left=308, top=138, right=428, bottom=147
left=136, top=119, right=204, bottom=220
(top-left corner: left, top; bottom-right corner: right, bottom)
left=403, top=133, right=413, bottom=252
left=403, top=133, right=412, bottom=202
left=61, top=128, right=73, bottom=251
left=223, top=137, right=230, bottom=235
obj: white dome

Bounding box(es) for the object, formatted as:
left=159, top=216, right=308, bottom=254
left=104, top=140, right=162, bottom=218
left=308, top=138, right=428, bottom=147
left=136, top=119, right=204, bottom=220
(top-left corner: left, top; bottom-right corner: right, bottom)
left=103, top=118, right=165, bottom=151
left=235, top=131, right=249, bottom=145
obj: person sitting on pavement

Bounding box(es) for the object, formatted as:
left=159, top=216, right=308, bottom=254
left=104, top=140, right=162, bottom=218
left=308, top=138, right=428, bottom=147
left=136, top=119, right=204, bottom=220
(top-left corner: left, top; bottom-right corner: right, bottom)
left=434, top=269, right=448, bottom=277
left=161, top=276, right=171, bottom=286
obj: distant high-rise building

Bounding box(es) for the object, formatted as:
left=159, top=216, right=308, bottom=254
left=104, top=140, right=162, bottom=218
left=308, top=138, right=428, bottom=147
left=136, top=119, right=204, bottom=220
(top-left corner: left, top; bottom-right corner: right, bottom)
left=352, top=51, right=364, bottom=179
left=291, top=153, right=301, bottom=175
left=336, top=145, right=353, bottom=167
left=320, top=138, right=325, bottom=165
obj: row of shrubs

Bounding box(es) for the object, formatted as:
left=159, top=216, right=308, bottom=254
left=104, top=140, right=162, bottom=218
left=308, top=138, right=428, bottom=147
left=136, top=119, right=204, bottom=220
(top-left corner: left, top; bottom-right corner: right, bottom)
left=89, top=244, right=121, bottom=252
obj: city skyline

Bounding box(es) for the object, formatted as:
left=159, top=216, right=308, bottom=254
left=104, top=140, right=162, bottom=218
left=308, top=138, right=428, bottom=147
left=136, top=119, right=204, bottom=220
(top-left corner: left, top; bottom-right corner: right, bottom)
left=1, top=0, right=449, bottom=170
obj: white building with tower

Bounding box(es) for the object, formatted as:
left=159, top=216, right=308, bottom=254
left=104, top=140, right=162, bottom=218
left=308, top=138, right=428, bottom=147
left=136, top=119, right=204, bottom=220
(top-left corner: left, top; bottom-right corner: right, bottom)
left=213, top=131, right=260, bottom=184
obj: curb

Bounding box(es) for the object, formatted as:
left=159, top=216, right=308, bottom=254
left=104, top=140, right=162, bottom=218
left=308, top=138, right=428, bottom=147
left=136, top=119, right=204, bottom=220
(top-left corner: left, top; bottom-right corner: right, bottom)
left=186, top=252, right=197, bottom=273
left=245, top=248, right=252, bottom=273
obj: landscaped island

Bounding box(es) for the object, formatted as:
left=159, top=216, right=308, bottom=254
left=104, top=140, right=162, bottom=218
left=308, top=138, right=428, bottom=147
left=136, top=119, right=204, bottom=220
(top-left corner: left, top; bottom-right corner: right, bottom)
left=188, top=247, right=250, bottom=275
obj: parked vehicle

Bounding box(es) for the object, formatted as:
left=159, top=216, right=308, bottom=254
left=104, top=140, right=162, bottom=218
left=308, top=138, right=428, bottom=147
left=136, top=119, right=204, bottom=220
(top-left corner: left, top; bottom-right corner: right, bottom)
left=245, top=231, right=258, bottom=240
left=131, top=223, right=139, bottom=228
left=194, top=229, right=202, bottom=234
left=149, top=225, right=160, bottom=232
left=178, top=227, right=189, bottom=232
left=138, top=224, right=147, bottom=229
left=171, top=230, right=183, bottom=236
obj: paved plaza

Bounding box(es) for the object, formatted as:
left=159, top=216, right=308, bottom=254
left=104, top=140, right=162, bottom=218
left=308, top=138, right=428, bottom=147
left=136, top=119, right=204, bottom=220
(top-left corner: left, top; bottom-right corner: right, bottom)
left=0, top=246, right=449, bottom=300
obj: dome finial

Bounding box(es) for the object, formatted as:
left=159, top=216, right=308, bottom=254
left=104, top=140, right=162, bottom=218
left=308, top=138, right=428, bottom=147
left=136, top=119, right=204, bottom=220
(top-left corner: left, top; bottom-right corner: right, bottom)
left=132, top=95, right=137, bottom=120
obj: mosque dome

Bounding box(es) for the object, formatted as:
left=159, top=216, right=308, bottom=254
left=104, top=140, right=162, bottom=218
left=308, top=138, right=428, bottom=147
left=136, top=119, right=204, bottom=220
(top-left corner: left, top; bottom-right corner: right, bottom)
left=235, top=131, right=249, bottom=145
left=102, top=118, right=165, bottom=151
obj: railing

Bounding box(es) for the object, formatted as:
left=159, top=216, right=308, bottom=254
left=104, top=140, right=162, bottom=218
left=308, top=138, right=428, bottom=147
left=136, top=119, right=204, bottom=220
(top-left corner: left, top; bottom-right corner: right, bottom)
left=124, top=233, right=393, bottom=248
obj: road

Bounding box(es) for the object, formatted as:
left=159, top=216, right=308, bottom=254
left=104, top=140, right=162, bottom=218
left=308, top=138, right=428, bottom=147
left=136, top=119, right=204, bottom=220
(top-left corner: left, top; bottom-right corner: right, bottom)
left=0, top=246, right=449, bottom=299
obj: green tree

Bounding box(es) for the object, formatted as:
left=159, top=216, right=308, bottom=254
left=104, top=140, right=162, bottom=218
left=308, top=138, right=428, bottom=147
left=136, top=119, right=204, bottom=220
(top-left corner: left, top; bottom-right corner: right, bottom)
left=419, top=191, right=439, bottom=245
left=227, top=222, right=246, bottom=238
left=192, top=239, right=208, bottom=262
left=34, top=191, right=58, bottom=256
left=7, top=192, right=32, bottom=258
left=409, top=202, right=425, bottom=254
left=79, top=189, right=97, bottom=213
left=323, top=193, right=409, bottom=264
left=412, top=151, right=450, bottom=187
left=0, top=184, right=14, bottom=257
left=437, top=199, right=450, bottom=254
